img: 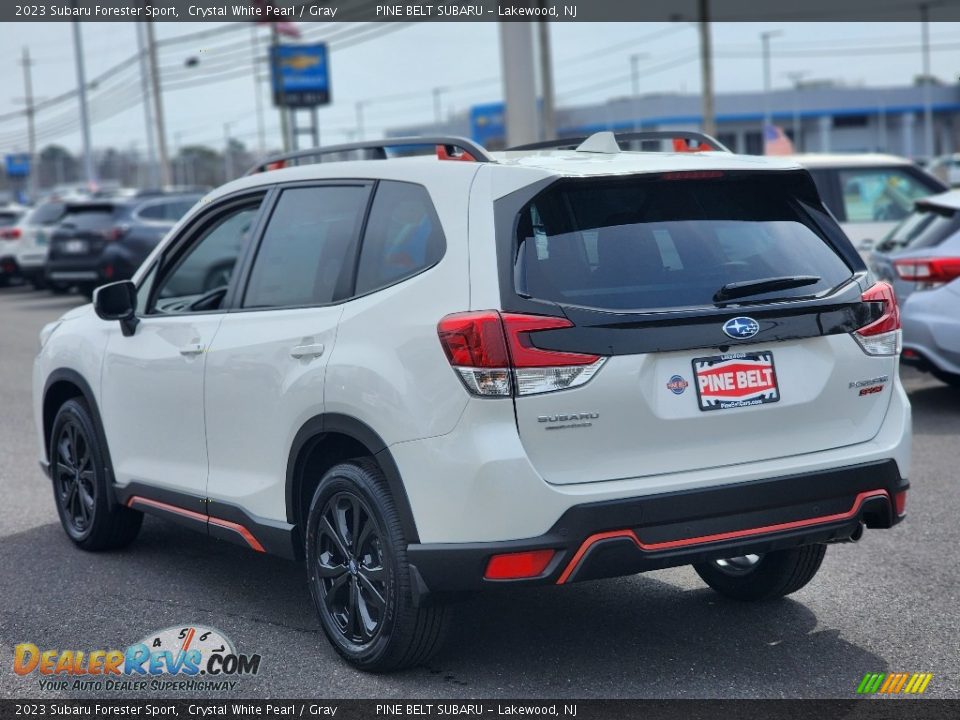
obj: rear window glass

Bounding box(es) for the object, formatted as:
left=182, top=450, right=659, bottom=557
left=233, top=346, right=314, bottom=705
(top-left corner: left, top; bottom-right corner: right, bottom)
left=876, top=204, right=959, bottom=253
left=60, top=210, right=116, bottom=230
left=26, top=203, right=66, bottom=225
left=515, top=173, right=852, bottom=311
left=0, top=212, right=21, bottom=227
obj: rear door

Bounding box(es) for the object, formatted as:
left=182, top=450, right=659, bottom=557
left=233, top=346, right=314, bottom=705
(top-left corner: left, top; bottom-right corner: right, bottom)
left=499, top=170, right=895, bottom=486
left=204, top=182, right=371, bottom=520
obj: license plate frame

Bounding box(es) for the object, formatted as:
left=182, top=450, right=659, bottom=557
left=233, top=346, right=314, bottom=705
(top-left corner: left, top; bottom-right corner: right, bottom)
left=692, top=351, right=780, bottom=412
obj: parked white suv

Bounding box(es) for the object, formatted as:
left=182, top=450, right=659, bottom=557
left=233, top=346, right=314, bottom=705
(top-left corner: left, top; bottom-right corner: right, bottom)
left=34, top=132, right=911, bottom=671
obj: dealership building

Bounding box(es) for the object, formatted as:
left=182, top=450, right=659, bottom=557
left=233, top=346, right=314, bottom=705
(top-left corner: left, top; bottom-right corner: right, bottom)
left=391, top=82, right=960, bottom=158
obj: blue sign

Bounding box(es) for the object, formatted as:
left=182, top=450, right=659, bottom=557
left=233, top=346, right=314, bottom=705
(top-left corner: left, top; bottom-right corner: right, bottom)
left=470, top=102, right=505, bottom=148
left=271, top=43, right=330, bottom=108
left=5, top=154, right=30, bottom=178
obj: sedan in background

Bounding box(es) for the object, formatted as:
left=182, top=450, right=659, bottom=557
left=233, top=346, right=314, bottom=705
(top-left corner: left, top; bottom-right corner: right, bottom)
left=792, top=153, right=946, bottom=253
left=902, top=275, right=960, bottom=388
left=45, top=194, right=201, bottom=296
left=869, top=191, right=960, bottom=304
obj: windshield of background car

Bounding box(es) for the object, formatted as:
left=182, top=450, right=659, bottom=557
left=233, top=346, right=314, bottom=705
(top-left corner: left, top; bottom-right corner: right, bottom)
left=837, top=167, right=940, bottom=223
left=876, top=204, right=960, bottom=252
left=0, top=212, right=21, bottom=227
left=514, top=172, right=853, bottom=311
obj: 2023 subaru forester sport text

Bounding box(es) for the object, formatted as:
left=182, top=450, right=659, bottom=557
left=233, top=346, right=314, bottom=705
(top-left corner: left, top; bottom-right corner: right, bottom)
left=34, top=132, right=911, bottom=671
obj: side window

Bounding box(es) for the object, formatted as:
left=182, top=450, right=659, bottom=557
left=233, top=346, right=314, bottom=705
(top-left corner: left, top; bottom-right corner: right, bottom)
left=151, top=199, right=263, bottom=314
left=137, top=202, right=166, bottom=221
left=243, top=186, right=368, bottom=309
left=838, top=168, right=935, bottom=223
left=354, top=181, right=445, bottom=295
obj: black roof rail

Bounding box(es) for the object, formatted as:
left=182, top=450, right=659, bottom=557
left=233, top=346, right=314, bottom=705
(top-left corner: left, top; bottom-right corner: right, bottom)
left=507, top=131, right=732, bottom=153
left=245, top=136, right=494, bottom=175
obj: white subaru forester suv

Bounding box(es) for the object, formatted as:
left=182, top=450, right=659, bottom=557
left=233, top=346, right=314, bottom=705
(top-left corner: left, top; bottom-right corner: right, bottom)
left=34, top=132, right=911, bottom=671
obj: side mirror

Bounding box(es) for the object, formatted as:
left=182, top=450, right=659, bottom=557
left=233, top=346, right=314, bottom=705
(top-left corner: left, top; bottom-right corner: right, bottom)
left=93, top=280, right=139, bottom=337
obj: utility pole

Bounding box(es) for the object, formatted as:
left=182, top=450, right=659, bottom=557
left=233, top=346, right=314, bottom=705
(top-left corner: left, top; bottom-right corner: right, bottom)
left=760, top=29, right=783, bottom=134
left=920, top=3, right=935, bottom=159
left=71, top=20, right=96, bottom=187
left=223, top=123, right=234, bottom=182
left=432, top=87, right=447, bottom=125
left=537, top=19, right=556, bottom=141
left=271, top=24, right=291, bottom=152
left=698, top=0, right=716, bottom=137
left=136, top=23, right=159, bottom=188
left=251, top=25, right=266, bottom=156
left=19, top=48, right=37, bottom=200
left=498, top=22, right=539, bottom=148
left=144, top=21, right=171, bottom=186
left=629, top=53, right=648, bottom=132
left=355, top=102, right=366, bottom=141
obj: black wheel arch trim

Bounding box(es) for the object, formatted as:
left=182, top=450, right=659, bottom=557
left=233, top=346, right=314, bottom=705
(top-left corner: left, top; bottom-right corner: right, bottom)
left=42, top=368, right=119, bottom=508
left=285, top=412, right=420, bottom=546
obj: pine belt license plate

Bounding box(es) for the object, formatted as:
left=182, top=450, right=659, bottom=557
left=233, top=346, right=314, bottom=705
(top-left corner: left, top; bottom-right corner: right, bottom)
left=692, top=351, right=779, bottom=411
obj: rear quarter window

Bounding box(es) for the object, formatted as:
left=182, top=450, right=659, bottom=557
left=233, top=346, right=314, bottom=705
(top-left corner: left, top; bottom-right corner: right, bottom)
left=514, top=172, right=853, bottom=312
left=354, top=181, right=445, bottom=296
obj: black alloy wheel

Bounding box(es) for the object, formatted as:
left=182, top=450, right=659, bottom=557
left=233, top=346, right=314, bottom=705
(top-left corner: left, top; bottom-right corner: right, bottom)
left=49, top=398, right=142, bottom=551
left=55, top=417, right=97, bottom=538
left=314, top=491, right=388, bottom=646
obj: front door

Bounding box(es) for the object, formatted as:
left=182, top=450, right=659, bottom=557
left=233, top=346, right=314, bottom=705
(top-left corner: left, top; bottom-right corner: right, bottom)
left=101, top=195, right=267, bottom=498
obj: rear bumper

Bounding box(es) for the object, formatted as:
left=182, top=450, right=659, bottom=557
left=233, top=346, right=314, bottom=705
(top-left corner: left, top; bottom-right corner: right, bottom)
left=0, top=255, right=20, bottom=277
left=407, top=459, right=908, bottom=593
left=45, top=256, right=103, bottom=284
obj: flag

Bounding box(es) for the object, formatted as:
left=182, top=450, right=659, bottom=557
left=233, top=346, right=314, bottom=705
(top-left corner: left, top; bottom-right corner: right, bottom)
left=252, top=0, right=302, bottom=38
left=764, top=124, right=795, bottom=156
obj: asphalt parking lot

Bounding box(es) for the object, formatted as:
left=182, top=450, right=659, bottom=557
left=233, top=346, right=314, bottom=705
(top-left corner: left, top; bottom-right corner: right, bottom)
left=0, top=283, right=957, bottom=700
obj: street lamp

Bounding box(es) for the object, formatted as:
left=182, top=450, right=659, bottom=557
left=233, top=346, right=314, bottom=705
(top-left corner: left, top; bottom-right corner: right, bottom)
left=760, top=30, right=783, bottom=132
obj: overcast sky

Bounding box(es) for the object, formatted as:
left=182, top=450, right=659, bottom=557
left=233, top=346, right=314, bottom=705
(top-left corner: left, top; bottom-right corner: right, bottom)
left=0, top=21, right=958, bottom=156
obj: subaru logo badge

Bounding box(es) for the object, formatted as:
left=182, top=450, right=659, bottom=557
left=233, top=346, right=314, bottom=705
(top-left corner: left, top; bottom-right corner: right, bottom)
left=722, top=317, right=760, bottom=340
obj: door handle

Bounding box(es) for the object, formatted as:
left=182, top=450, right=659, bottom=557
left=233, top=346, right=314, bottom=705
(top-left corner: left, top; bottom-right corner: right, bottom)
left=290, top=343, right=325, bottom=360
left=180, top=343, right=205, bottom=356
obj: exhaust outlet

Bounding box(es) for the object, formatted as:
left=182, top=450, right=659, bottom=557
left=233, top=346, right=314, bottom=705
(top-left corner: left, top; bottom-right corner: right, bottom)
left=849, top=522, right=865, bottom=543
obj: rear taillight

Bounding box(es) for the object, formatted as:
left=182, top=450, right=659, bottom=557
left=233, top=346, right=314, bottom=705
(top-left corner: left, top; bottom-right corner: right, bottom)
left=0, top=228, right=21, bottom=240
left=437, top=311, right=606, bottom=397
left=894, top=257, right=960, bottom=290
left=853, top=281, right=901, bottom=357
left=103, top=225, right=129, bottom=242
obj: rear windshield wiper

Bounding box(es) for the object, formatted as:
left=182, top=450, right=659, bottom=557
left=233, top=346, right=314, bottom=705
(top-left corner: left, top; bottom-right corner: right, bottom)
left=713, top=275, right=821, bottom=303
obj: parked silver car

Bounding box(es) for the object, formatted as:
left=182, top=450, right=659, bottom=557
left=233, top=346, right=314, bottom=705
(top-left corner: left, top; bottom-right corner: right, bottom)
left=870, top=190, right=960, bottom=305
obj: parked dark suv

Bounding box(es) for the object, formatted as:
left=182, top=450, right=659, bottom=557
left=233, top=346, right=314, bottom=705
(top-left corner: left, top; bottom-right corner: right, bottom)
left=45, top=195, right=201, bottom=295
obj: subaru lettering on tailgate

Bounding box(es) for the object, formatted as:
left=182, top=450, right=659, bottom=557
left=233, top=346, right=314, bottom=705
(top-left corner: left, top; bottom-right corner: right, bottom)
left=692, top=351, right=780, bottom=411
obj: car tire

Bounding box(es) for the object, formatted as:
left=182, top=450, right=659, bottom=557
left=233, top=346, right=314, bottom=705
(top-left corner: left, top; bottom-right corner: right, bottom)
left=693, top=544, right=827, bottom=601
left=48, top=282, right=70, bottom=295
left=305, top=459, right=447, bottom=671
left=50, top=398, right=143, bottom=551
